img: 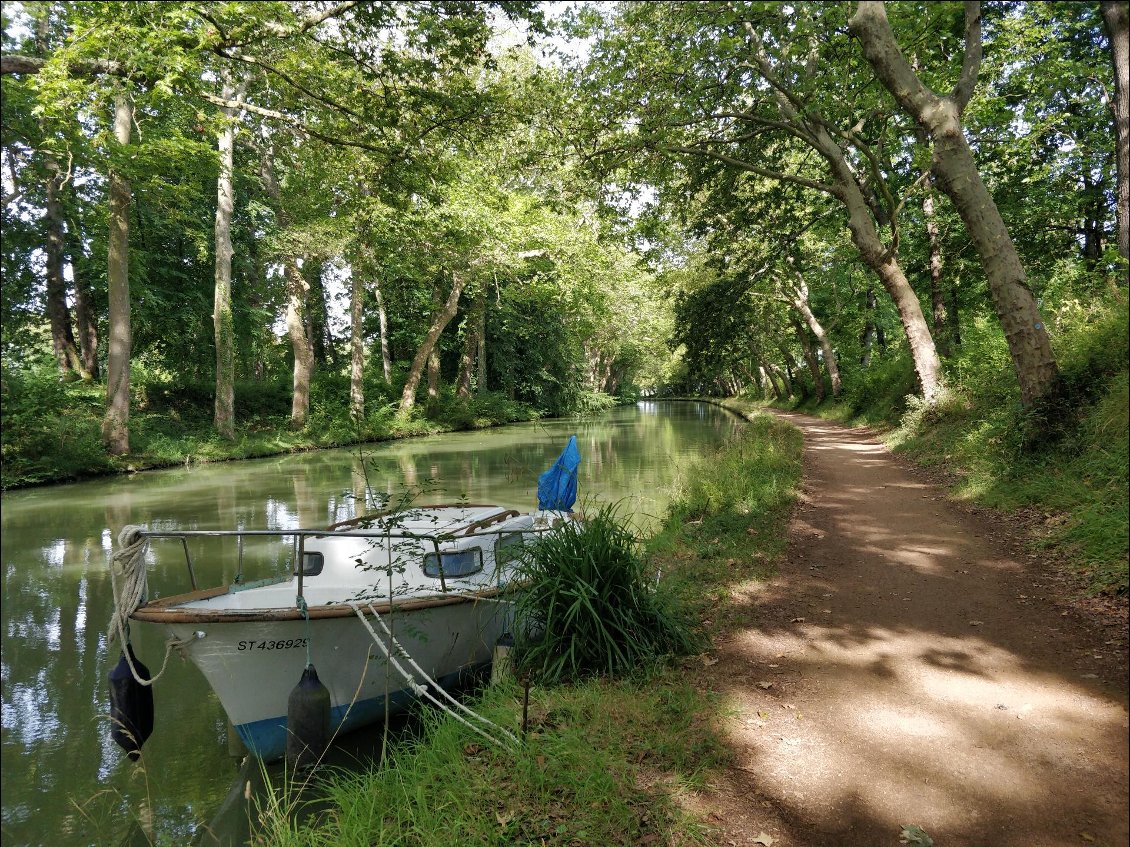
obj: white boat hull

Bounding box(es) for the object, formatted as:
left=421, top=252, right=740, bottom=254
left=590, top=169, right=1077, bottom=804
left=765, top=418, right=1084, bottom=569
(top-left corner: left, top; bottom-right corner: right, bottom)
left=164, top=597, right=512, bottom=761
left=126, top=506, right=573, bottom=761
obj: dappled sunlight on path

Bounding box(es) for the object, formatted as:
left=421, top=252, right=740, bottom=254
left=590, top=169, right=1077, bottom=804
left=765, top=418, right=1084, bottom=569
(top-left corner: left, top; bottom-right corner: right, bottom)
left=695, top=412, right=1129, bottom=847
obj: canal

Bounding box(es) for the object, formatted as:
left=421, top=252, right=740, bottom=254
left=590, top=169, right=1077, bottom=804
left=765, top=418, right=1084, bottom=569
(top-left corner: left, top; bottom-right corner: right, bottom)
left=0, top=401, right=743, bottom=847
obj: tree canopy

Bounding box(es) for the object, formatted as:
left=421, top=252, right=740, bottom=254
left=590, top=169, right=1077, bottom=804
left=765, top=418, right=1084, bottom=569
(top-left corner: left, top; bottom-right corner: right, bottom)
left=2, top=0, right=1126, bottom=468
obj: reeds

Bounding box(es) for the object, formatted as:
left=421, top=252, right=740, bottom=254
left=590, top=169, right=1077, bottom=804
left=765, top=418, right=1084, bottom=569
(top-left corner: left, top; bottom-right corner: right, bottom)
left=513, top=504, right=699, bottom=684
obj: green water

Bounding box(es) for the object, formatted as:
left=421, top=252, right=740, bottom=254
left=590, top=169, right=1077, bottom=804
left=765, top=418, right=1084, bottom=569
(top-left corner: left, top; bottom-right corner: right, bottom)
left=0, top=401, right=742, bottom=847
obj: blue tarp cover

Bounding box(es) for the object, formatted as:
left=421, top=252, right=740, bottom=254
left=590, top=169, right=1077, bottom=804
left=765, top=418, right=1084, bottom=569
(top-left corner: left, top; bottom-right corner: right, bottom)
left=537, top=435, right=581, bottom=511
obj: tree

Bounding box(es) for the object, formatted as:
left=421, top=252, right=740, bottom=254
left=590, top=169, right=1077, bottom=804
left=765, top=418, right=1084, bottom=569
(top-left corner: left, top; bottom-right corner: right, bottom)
left=102, top=91, right=132, bottom=455
left=1103, top=0, right=1130, bottom=262
left=576, top=2, right=944, bottom=402
left=850, top=1, right=1059, bottom=409
left=212, top=72, right=243, bottom=440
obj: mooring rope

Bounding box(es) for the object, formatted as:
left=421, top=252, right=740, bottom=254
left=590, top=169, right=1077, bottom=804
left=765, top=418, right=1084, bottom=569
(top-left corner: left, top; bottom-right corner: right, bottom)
left=364, top=602, right=520, bottom=745
left=350, top=603, right=518, bottom=749
left=108, top=525, right=191, bottom=686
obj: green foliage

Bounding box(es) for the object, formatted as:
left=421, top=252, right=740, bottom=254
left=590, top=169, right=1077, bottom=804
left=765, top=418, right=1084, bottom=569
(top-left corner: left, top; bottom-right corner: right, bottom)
left=0, top=357, right=110, bottom=485
left=650, top=410, right=804, bottom=617
left=513, top=504, right=699, bottom=684
left=836, top=347, right=920, bottom=424
left=486, top=280, right=583, bottom=417
left=431, top=388, right=536, bottom=431
left=899, top=824, right=935, bottom=847
left=0, top=362, right=546, bottom=488
left=252, top=676, right=719, bottom=847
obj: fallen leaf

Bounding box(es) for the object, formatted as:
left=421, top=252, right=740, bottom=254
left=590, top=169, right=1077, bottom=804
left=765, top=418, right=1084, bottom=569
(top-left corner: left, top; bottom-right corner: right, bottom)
left=968, top=620, right=984, bottom=626
left=791, top=617, right=806, bottom=623
left=463, top=743, right=482, bottom=756
left=701, top=655, right=719, bottom=667
left=757, top=709, right=769, bottom=719
left=753, top=832, right=774, bottom=846
left=495, top=811, right=513, bottom=827
left=1080, top=834, right=1095, bottom=843
left=757, top=681, right=773, bottom=690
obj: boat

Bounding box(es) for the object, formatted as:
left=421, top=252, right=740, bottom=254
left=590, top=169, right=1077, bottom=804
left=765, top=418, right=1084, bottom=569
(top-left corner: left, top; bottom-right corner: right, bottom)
left=113, top=504, right=573, bottom=762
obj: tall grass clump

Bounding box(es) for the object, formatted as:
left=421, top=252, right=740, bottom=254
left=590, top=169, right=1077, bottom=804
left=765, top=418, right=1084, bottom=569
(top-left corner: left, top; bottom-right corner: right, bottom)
left=513, top=504, right=699, bottom=684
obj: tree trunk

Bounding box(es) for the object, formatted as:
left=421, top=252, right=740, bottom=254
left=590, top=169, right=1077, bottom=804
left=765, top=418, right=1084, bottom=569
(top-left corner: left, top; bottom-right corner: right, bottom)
left=455, top=285, right=486, bottom=398
left=822, top=147, right=941, bottom=400
left=760, top=363, right=783, bottom=402
left=374, top=278, right=392, bottom=384
left=789, top=275, right=842, bottom=399
left=399, top=272, right=467, bottom=413
left=775, top=342, right=806, bottom=400
left=349, top=265, right=365, bottom=421
left=771, top=361, right=794, bottom=399
left=212, top=75, right=241, bottom=440
left=259, top=151, right=314, bottom=427
left=948, top=274, right=961, bottom=348
left=737, top=27, right=942, bottom=403
left=922, top=182, right=950, bottom=355
left=860, top=286, right=877, bottom=367
left=68, top=212, right=99, bottom=380
left=427, top=349, right=440, bottom=403
left=306, top=262, right=329, bottom=367
left=746, top=348, right=765, bottom=398
left=475, top=299, right=487, bottom=389
left=792, top=317, right=825, bottom=402
left=851, top=1, right=1058, bottom=408
left=102, top=93, right=132, bottom=456
left=1102, top=0, right=1130, bottom=263
left=285, top=261, right=314, bottom=428
left=1081, top=171, right=1105, bottom=264
left=44, top=160, right=87, bottom=381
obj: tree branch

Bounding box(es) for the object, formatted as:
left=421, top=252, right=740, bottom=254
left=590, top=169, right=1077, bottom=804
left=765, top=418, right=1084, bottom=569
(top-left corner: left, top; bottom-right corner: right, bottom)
left=953, top=1, right=983, bottom=112
left=659, top=143, right=835, bottom=194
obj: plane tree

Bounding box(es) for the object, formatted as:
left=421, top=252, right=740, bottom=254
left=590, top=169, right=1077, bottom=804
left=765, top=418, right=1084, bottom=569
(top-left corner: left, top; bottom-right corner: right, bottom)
left=571, top=1, right=946, bottom=402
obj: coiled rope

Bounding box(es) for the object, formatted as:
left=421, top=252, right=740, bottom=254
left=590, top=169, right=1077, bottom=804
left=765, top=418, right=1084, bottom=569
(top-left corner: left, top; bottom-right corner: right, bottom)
left=350, top=603, right=519, bottom=749
left=109, top=525, right=191, bottom=686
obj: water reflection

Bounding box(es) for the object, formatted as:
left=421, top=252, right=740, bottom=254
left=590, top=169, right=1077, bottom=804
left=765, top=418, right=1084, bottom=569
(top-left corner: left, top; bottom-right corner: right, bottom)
left=0, top=402, right=742, bottom=847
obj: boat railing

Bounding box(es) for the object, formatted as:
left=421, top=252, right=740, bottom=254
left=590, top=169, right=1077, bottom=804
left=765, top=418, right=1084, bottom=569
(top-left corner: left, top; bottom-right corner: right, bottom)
left=136, top=522, right=550, bottom=598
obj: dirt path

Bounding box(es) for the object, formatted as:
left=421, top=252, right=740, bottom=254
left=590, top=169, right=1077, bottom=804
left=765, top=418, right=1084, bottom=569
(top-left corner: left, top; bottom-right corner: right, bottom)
left=690, top=411, right=1129, bottom=847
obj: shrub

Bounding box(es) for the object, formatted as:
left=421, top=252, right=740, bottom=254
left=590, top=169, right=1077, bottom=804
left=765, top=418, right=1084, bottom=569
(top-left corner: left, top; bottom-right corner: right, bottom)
left=513, top=504, right=699, bottom=684
left=1, top=359, right=110, bottom=485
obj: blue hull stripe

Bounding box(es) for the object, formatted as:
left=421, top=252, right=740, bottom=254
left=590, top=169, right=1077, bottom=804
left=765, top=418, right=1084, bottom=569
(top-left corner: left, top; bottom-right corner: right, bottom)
left=233, top=666, right=484, bottom=761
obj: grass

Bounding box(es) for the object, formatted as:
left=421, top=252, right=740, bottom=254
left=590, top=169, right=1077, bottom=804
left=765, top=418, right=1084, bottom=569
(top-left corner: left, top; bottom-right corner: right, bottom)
left=513, top=503, right=701, bottom=684
left=247, top=412, right=804, bottom=847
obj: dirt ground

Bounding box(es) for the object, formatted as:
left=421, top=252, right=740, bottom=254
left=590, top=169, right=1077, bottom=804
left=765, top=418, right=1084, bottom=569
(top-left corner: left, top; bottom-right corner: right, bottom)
left=684, top=411, right=1129, bottom=847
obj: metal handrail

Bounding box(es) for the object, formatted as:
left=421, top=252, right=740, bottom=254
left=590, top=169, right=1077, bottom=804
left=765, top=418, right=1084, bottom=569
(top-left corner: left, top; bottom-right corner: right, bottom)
left=137, top=521, right=555, bottom=600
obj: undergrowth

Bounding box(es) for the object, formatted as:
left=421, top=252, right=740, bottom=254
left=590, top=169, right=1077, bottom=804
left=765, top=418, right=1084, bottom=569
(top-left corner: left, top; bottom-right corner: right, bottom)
left=0, top=363, right=541, bottom=489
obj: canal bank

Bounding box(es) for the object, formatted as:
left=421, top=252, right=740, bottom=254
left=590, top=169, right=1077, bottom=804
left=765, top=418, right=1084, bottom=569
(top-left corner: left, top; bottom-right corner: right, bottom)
left=245, top=410, right=805, bottom=847
left=1, top=401, right=785, bottom=847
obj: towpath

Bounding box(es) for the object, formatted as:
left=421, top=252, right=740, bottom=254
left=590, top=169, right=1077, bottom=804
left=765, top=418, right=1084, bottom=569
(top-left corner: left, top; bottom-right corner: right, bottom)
left=689, top=411, right=1128, bottom=847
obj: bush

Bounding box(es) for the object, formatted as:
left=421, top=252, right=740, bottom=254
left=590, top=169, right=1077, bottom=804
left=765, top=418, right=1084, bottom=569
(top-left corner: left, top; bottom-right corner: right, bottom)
left=1, top=359, right=110, bottom=485
left=513, top=504, right=699, bottom=684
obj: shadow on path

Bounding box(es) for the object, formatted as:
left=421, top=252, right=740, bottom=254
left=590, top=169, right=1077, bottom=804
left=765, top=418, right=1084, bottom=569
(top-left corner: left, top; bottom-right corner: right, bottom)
left=691, top=411, right=1129, bottom=847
